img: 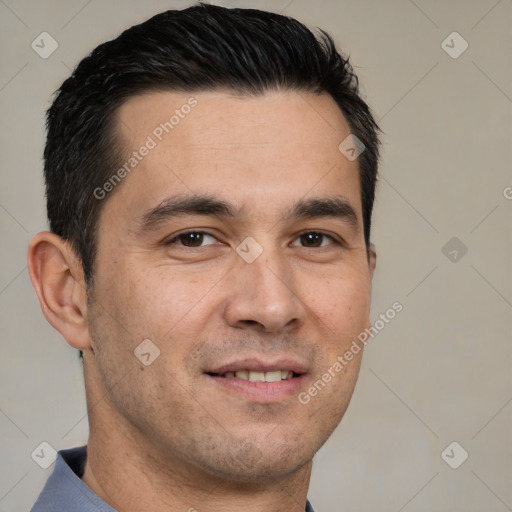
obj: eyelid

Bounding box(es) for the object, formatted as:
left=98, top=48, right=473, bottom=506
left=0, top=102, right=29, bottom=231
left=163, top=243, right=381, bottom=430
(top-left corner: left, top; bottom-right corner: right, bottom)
left=163, top=229, right=220, bottom=246
left=162, top=229, right=344, bottom=248
left=291, top=230, right=343, bottom=246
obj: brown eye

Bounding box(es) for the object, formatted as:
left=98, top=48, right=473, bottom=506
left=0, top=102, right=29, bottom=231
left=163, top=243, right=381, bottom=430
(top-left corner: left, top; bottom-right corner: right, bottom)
left=293, top=231, right=335, bottom=248
left=178, top=232, right=204, bottom=247
left=165, top=231, right=217, bottom=247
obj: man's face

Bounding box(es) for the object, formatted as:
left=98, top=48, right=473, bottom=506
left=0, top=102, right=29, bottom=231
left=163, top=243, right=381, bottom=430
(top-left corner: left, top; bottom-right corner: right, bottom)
left=86, top=90, right=374, bottom=482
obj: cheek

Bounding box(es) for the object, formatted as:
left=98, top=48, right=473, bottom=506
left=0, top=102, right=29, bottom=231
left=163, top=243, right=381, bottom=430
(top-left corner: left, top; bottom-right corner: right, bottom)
left=87, top=288, right=196, bottom=433
left=109, top=263, right=224, bottom=347
left=314, top=270, right=372, bottom=340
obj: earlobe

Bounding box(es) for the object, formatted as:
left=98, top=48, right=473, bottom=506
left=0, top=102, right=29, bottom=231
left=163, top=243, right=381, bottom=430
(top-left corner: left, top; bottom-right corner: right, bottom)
left=27, top=232, right=92, bottom=351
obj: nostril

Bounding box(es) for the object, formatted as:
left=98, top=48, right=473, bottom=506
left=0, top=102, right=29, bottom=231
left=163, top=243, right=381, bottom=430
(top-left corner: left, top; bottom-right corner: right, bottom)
left=241, top=320, right=264, bottom=327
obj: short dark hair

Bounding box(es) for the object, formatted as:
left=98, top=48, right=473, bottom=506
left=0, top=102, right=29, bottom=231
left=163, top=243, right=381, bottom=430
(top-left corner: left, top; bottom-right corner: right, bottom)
left=44, top=2, right=380, bottom=285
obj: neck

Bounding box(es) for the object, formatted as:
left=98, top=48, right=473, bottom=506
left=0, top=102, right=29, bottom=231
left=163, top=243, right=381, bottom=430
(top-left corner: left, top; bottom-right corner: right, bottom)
left=81, top=365, right=312, bottom=512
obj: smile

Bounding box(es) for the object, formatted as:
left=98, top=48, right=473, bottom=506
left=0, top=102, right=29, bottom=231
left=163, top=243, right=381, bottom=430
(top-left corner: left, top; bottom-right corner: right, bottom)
left=204, top=358, right=308, bottom=402
left=208, top=370, right=297, bottom=382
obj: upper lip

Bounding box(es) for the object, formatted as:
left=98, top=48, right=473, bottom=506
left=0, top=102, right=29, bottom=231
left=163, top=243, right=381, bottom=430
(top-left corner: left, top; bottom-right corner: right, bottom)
left=206, top=357, right=309, bottom=375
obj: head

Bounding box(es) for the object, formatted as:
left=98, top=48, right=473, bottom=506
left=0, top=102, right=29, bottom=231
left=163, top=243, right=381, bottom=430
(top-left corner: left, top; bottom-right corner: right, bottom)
left=29, top=3, right=379, bottom=485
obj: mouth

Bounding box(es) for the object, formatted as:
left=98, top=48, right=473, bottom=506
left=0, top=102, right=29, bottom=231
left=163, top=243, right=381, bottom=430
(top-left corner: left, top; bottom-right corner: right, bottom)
left=206, top=369, right=300, bottom=382
left=203, top=358, right=308, bottom=402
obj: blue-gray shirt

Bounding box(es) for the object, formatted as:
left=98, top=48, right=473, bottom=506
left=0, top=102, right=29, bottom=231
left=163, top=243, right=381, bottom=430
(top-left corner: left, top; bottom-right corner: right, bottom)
left=30, top=446, right=316, bottom=511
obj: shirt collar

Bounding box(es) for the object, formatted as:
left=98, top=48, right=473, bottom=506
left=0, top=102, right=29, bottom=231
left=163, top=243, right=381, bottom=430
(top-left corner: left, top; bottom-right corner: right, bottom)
left=30, top=446, right=116, bottom=511
left=31, top=446, right=316, bottom=512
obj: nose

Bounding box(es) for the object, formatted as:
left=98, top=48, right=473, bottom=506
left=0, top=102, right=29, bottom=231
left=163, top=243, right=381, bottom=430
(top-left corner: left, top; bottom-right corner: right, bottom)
left=222, top=248, right=305, bottom=333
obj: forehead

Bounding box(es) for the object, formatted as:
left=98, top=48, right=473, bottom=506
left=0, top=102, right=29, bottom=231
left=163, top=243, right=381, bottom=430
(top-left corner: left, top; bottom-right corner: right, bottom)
left=105, top=89, right=361, bottom=222
left=116, top=88, right=349, bottom=143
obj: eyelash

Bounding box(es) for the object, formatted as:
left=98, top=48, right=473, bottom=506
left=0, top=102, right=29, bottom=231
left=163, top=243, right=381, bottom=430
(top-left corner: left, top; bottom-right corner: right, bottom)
left=164, top=230, right=341, bottom=248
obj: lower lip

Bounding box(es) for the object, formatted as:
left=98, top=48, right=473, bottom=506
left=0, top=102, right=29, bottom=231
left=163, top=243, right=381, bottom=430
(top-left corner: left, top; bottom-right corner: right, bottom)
left=205, top=374, right=307, bottom=402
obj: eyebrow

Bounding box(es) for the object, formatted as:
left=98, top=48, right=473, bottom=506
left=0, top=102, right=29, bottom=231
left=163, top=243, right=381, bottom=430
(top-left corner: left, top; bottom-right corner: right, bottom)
left=136, top=195, right=239, bottom=232
left=136, top=194, right=359, bottom=233
left=286, top=197, right=359, bottom=227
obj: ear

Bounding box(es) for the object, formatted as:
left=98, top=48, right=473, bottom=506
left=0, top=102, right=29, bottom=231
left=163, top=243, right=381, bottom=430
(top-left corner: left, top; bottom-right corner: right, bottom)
left=27, top=231, right=92, bottom=351
left=368, top=242, right=377, bottom=279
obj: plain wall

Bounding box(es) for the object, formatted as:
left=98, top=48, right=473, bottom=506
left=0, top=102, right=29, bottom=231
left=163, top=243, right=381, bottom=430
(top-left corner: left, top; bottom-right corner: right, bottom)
left=1, top=1, right=511, bottom=510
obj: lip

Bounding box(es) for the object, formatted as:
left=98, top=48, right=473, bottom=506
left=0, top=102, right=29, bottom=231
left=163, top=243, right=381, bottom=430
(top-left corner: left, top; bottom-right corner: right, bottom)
left=206, top=357, right=309, bottom=375
left=204, top=357, right=309, bottom=403
left=205, top=373, right=308, bottom=402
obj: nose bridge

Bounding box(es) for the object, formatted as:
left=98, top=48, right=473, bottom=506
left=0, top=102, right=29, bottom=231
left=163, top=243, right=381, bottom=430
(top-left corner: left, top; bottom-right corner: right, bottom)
left=224, top=241, right=304, bottom=332
left=253, top=249, right=292, bottom=303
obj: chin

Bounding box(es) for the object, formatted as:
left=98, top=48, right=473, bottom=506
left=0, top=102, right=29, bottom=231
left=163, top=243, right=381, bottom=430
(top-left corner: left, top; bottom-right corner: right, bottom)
left=194, top=435, right=316, bottom=485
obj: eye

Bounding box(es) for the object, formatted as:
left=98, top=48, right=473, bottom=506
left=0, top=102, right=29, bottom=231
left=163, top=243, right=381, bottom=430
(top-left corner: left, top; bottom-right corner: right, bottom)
left=165, top=231, right=218, bottom=247
left=291, top=231, right=337, bottom=248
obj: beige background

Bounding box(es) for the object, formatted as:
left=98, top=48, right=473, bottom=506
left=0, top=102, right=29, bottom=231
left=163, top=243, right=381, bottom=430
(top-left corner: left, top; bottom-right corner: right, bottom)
left=1, top=0, right=511, bottom=510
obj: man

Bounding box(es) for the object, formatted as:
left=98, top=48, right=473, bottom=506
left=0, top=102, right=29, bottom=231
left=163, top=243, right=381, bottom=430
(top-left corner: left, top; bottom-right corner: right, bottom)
left=27, top=3, right=379, bottom=511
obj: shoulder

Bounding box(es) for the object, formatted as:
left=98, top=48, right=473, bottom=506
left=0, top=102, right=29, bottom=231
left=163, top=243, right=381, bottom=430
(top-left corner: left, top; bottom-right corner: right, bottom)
left=30, top=446, right=116, bottom=512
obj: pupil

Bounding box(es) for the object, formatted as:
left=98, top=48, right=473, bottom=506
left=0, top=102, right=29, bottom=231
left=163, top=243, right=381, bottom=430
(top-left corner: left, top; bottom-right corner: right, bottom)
left=302, top=232, right=321, bottom=247
left=183, top=232, right=203, bottom=246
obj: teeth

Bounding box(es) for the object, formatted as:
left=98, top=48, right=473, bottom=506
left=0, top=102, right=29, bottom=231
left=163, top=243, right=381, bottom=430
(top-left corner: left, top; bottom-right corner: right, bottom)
left=227, top=370, right=295, bottom=381
left=248, top=371, right=266, bottom=382
left=265, top=370, right=282, bottom=383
